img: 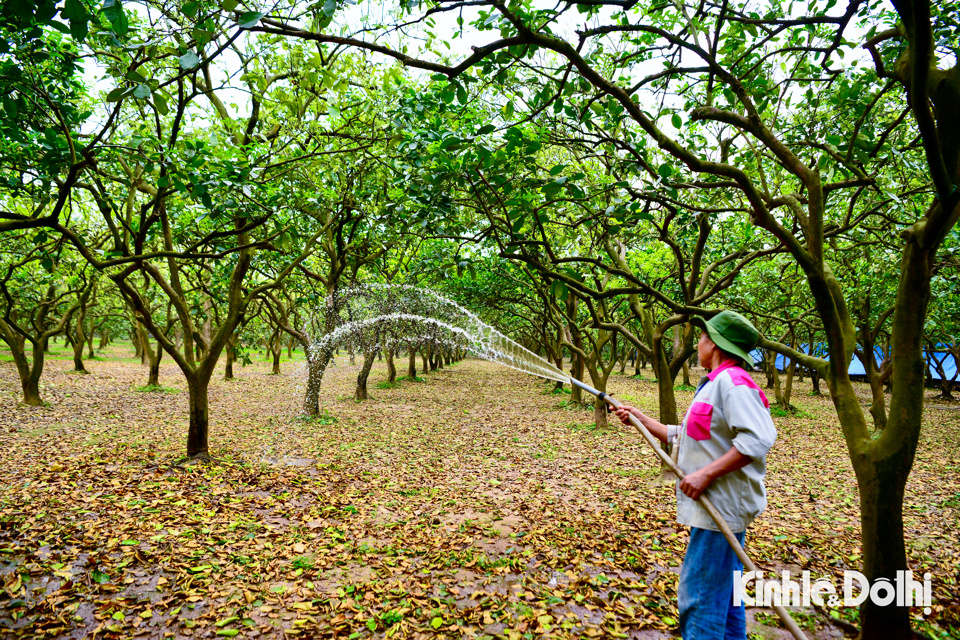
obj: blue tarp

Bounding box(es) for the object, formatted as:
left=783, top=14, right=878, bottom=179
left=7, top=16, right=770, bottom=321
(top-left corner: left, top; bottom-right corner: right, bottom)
left=750, top=344, right=958, bottom=381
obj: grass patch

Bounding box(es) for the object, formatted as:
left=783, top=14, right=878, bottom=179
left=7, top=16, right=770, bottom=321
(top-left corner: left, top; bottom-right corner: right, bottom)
left=565, top=421, right=606, bottom=435
left=553, top=399, right=594, bottom=411
left=942, top=492, right=960, bottom=509
left=769, top=404, right=813, bottom=419
left=134, top=384, right=179, bottom=394
left=298, top=409, right=339, bottom=425
left=397, top=375, right=425, bottom=382
left=674, top=383, right=697, bottom=391
left=533, top=444, right=560, bottom=459
left=376, top=380, right=400, bottom=389
left=603, top=466, right=651, bottom=478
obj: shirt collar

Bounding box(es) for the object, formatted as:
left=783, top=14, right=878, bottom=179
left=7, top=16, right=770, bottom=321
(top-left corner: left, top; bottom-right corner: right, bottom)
left=706, top=357, right=739, bottom=381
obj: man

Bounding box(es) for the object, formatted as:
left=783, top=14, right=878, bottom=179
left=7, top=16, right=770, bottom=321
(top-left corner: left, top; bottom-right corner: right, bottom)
left=613, top=310, right=776, bottom=640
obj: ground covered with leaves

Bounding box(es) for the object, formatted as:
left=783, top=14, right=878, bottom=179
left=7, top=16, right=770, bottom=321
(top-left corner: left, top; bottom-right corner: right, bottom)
left=1, top=344, right=958, bottom=639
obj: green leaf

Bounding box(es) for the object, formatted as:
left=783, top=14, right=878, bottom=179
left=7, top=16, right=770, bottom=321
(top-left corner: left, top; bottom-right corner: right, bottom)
left=238, top=11, right=265, bottom=28
left=133, top=85, right=151, bottom=99
left=153, top=94, right=168, bottom=115
left=658, top=162, right=673, bottom=179
left=430, top=616, right=443, bottom=629
left=222, top=0, right=239, bottom=10
left=125, top=69, right=146, bottom=83
left=105, top=86, right=134, bottom=102
left=549, top=163, right=567, bottom=175
left=475, top=124, right=495, bottom=136
left=215, top=630, right=239, bottom=637
left=101, top=0, right=128, bottom=37
left=179, top=51, right=200, bottom=69
left=216, top=616, right=239, bottom=628
left=182, top=1, right=199, bottom=18
left=62, top=0, right=87, bottom=21
left=671, top=113, right=682, bottom=129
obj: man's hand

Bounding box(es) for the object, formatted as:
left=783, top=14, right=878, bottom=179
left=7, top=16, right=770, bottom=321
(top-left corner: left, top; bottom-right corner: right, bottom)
left=679, top=468, right=714, bottom=500
left=679, top=447, right=753, bottom=500
left=612, top=405, right=638, bottom=426
left=612, top=405, right=669, bottom=443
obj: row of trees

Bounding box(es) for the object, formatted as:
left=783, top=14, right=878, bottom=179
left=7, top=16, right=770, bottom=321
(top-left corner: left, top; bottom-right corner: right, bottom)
left=2, top=0, right=959, bottom=637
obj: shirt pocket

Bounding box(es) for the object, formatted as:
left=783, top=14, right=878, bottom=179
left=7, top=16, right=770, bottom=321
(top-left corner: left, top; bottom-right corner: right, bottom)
left=686, top=402, right=713, bottom=441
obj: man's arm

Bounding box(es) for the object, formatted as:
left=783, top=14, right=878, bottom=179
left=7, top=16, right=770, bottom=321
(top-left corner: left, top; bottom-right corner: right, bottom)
left=613, top=405, right=670, bottom=443
left=678, top=446, right=752, bottom=500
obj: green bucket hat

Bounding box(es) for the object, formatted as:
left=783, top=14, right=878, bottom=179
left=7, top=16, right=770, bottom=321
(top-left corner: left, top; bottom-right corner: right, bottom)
left=691, top=310, right=759, bottom=365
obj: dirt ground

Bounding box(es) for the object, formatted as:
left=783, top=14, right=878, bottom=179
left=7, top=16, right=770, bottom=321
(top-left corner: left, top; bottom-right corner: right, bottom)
left=0, top=343, right=957, bottom=639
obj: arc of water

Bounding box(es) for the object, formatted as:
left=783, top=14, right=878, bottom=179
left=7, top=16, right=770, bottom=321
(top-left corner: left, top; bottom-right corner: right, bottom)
left=302, top=285, right=806, bottom=640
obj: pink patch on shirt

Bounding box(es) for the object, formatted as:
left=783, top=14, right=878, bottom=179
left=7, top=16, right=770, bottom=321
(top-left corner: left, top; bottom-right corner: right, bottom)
left=686, top=402, right=713, bottom=440
left=707, top=359, right=770, bottom=408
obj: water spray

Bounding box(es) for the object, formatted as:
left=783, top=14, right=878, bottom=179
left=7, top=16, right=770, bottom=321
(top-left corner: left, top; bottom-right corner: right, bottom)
left=304, top=285, right=807, bottom=639
left=568, top=377, right=808, bottom=640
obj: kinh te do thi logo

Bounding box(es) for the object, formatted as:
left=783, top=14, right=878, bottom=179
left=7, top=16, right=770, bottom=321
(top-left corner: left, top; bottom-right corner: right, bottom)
left=733, top=570, right=933, bottom=615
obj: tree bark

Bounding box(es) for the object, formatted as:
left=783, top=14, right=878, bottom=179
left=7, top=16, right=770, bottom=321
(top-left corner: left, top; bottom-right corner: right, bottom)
left=186, top=375, right=210, bottom=457
left=386, top=345, right=397, bottom=382
left=355, top=350, right=376, bottom=400
left=224, top=335, right=235, bottom=380
left=408, top=345, right=417, bottom=378
left=302, top=345, right=332, bottom=415
left=272, top=347, right=281, bottom=375
left=72, top=311, right=88, bottom=374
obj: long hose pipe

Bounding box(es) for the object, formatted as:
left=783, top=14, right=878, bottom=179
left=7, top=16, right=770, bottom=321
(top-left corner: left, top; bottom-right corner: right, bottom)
left=568, top=377, right=808, bottom=640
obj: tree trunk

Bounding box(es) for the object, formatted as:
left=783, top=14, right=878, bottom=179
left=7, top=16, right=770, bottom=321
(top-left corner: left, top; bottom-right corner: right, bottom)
left=764, top=351, right=777, bottom=388
left=72, top=318, right=87, bottom=373
left=782, top=357, right=796, bottom=408
left=272, top=347, right=281, bottom=375
left=773, top=358, right=785, bottom=407
left=570, top=354, right=585, bottom=404
left=939, top=376, right=954, bottom=400
left=553, top=340, right=564, bottom=391
left=147, top=345, right=162, bottom=387
left=86, top=325, right=96, bottom=359
left=408, top=346, right=417, bottom=378
left=593, top=395, right=608, bottom=429
left=141, top=330, right=162, bottom=387
left=386, top=346, right=397, bottom=383
left=98, top=330, right=109, bottom=350
left=224, top=336, right=235, bottom=380
left=186, top=375, right=210, bottom=457
left=2, top=326, right=45, bottom=407
left=303, top=349, right=328, bottom=416
left=652, top=342, right=679, bottom=424
left=132, top=324, right=143, bottom=360
left=355, top=350, right=376, bottom=400
left=22, top=371, right=42, bottom=406
left=420, top=349, right=428, bottom=374
left=868, top=374, right=888, bottom=427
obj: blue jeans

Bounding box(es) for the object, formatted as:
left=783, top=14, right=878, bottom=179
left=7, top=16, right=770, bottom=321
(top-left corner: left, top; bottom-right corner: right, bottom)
left=678, top=527, right=747, bottom=640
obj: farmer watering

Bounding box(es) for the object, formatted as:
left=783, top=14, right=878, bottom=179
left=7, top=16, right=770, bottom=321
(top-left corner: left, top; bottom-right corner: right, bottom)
left=613, top=310, right=777, bottom=640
